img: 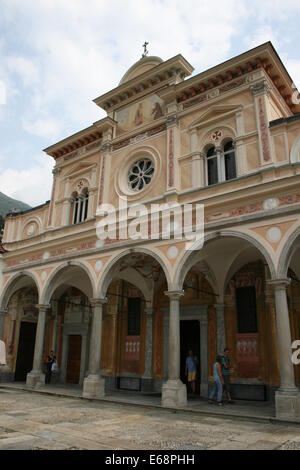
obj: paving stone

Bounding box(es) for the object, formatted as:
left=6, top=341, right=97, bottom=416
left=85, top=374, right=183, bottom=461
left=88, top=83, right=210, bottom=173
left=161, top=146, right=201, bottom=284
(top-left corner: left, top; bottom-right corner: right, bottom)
left=0, top=388, right=299, bottom=450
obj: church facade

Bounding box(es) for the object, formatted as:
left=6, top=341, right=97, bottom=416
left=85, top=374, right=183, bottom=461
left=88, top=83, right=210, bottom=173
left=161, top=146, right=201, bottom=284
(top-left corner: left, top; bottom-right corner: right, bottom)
left=1, top=42, right=300, bottom=421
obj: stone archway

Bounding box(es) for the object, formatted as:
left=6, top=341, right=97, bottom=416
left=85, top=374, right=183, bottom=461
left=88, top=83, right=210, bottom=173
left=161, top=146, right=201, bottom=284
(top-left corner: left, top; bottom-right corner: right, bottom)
left=94, top=249, right=170, bottom=396
left=39, top=262, right=96, bottom=387
left=0, top=271, right=40, bottom=383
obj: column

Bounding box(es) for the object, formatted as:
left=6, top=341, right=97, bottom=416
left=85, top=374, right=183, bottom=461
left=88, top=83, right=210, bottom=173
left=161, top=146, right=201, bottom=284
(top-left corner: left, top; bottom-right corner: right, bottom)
left=51, top=302, right=59, bottom=354
left=0, top=309, right=7, bottom=340
left=163, top=311, right=169, bottom=379
left=199, top=305, right=209, bottom=397
left=190, top=129, right=202, bottom=189
left=82, top=298, right=107, bottom=398
left=215, top=304, right=226, bottom=355
left=251, top=80, right=272, bottom=166
left=62, top=197, right=72, bottom=226
left=87, top=189, right=95, bottom=219
left=165, top=114, right=180, bottom=194
left=216, top=145, right=225, bottom=182
left=26, top=304, right=50, bottom=388
left=47, top=167, right=60, bottom=227
left=142, top=307, right=153, bottom=391
left=268, top=279, right=300, bottom=421
left=161, top=291, right=187, bottom=408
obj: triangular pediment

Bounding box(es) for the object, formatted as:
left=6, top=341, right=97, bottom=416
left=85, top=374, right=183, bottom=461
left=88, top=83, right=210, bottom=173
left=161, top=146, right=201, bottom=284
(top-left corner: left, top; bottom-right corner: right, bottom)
left=189, top=104, right=242, bottom=130
left=64, top=161, right=96, bottom=179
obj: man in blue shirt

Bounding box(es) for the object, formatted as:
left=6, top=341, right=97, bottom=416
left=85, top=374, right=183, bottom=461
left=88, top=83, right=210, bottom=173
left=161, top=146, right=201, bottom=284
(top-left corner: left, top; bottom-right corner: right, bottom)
left=185, top=350, right=197, bottom=394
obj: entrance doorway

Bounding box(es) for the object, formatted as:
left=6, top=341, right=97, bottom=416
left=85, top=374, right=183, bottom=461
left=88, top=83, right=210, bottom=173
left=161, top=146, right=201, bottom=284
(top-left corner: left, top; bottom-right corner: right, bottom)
left=180, top=320, right=200, bottom=395
left=66, top=335, right=82, bottom=384
left=15, top=322, right=37, bottom=381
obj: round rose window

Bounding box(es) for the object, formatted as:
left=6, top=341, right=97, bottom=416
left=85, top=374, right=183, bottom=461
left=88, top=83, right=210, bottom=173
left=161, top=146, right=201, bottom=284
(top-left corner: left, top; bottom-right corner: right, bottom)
left=128, top=159, right=154, bottom=191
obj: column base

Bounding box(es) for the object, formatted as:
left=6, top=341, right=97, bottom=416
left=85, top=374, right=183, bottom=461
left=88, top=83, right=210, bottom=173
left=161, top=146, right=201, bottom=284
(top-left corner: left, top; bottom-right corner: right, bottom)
left=275, top=389, right=300, bottom=422
left=26, top=370, right=45, bottom=388
left=161, top=379, right=187, bottom=408
left=82, top=374, right=105, bottom=399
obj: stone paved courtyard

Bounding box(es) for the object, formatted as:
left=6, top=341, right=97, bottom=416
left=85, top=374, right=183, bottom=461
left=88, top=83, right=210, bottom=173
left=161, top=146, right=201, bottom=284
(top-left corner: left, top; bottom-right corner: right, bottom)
left=0, top=387, right=300, bottom=450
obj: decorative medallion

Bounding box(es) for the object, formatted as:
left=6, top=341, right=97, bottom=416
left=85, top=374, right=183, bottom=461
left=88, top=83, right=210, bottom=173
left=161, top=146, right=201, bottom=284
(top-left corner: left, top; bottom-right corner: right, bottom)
left=167, top=245, right=179, bottom=260
left=267, top=227, right=282, bottom=243
left=211, top=130, right=222, bottom=142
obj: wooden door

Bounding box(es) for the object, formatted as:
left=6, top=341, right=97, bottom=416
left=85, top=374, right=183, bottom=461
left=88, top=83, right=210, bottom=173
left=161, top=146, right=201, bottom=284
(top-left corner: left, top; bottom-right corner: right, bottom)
left=66, top=335, right=82, bottom=384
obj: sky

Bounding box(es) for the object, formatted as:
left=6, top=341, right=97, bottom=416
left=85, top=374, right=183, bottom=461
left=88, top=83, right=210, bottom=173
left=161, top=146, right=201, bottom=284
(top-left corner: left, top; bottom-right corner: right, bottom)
left=0, top=0, right=300, bottom=207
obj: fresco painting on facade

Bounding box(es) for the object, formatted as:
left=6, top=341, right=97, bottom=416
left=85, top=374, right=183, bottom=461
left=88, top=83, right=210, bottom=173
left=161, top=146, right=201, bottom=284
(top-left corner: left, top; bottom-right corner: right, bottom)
left=1, top=42, right=300, bottom=421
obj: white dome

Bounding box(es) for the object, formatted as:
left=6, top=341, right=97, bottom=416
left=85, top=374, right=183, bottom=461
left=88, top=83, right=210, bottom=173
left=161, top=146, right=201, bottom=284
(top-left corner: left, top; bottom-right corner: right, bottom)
left=119, top=56, right=163, bottom=85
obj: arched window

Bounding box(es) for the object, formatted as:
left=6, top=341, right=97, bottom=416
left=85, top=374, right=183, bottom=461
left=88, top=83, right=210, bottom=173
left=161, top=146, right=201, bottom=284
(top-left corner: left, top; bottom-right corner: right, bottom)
left=224, top=141, right=236, bottom=181
left=206, top=146, right=218, bottom=186
left=72, top=189, right=89, bottom=224
left=205, top=140, right=237, bottom=186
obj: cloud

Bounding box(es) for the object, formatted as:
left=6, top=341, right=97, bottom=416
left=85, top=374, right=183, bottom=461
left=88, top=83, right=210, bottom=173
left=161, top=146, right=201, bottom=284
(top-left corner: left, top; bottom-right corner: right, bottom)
left=22, top=115, right=62, bottom=140
left=0, top=157, right=53, bottom=206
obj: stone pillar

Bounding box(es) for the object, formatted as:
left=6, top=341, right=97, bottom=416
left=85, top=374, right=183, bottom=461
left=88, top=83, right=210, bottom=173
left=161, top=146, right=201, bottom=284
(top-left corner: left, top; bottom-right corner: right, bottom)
left=161, top=291, right=187, bottom=408
left=163, top=311, right=169, bottom=379
left=142, top=307, right=153, bottom=391
left=0, top=309, right=7, bottom=340
left=215, top=304, right=226, bottom=355
left=82, top=298, right=107, bottom=398
left=47, top=167, right=60, bottom=227
left=51, top=302, right=59, bottom=354
left=199, top=305, right=209, bottom=397
left=62, top=198, right=72, bottom=226
left=26, top=304, right=50, bottom=388
left=216, top=145, right=225, bottom=182
left=165, top=114, right=180, bottom=194
left=251, top=80, right=272, bottom=166
left=268, top=279, right=300, bottom=421
left=87, top=189, right=95, bottom=219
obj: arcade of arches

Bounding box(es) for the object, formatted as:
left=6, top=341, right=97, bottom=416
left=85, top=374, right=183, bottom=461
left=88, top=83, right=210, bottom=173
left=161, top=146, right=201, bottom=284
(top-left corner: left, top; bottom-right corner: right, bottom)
left=1, top=233, right=300, bottom=421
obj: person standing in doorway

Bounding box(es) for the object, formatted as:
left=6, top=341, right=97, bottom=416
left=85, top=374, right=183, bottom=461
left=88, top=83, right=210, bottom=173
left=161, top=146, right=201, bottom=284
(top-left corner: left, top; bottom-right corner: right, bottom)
left=221, top=347, right=233, bottom=403
left=208, top=355, right=224, bottom=406
left=45, top=350, right=55, bottom=385
left=185, top=350, right=197, bottom=394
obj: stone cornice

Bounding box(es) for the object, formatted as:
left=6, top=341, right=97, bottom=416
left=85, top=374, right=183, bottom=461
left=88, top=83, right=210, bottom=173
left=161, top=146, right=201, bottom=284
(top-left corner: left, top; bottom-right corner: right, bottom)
left=44, top=117, right=116, bottom=160
left=164, top=42, right=300, bottom=115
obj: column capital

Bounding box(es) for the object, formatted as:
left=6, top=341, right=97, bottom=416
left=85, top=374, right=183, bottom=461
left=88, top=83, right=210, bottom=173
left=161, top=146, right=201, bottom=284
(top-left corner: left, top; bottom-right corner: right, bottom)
left=90, top=298, right=107, bottom=307
left=0, top=309, right=8, bottom=316
left=268, top=278, right=291, bottom=290
left=250, top=80, right=270, bottom=96
left=164, top=290, right=184, bottom=300
left=35, top=304, right=51, bottom=312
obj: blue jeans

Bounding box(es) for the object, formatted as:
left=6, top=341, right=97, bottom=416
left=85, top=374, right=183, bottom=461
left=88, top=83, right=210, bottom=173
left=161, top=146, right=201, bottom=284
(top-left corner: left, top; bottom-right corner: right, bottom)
left=209, top=377, right=223, bottom=402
